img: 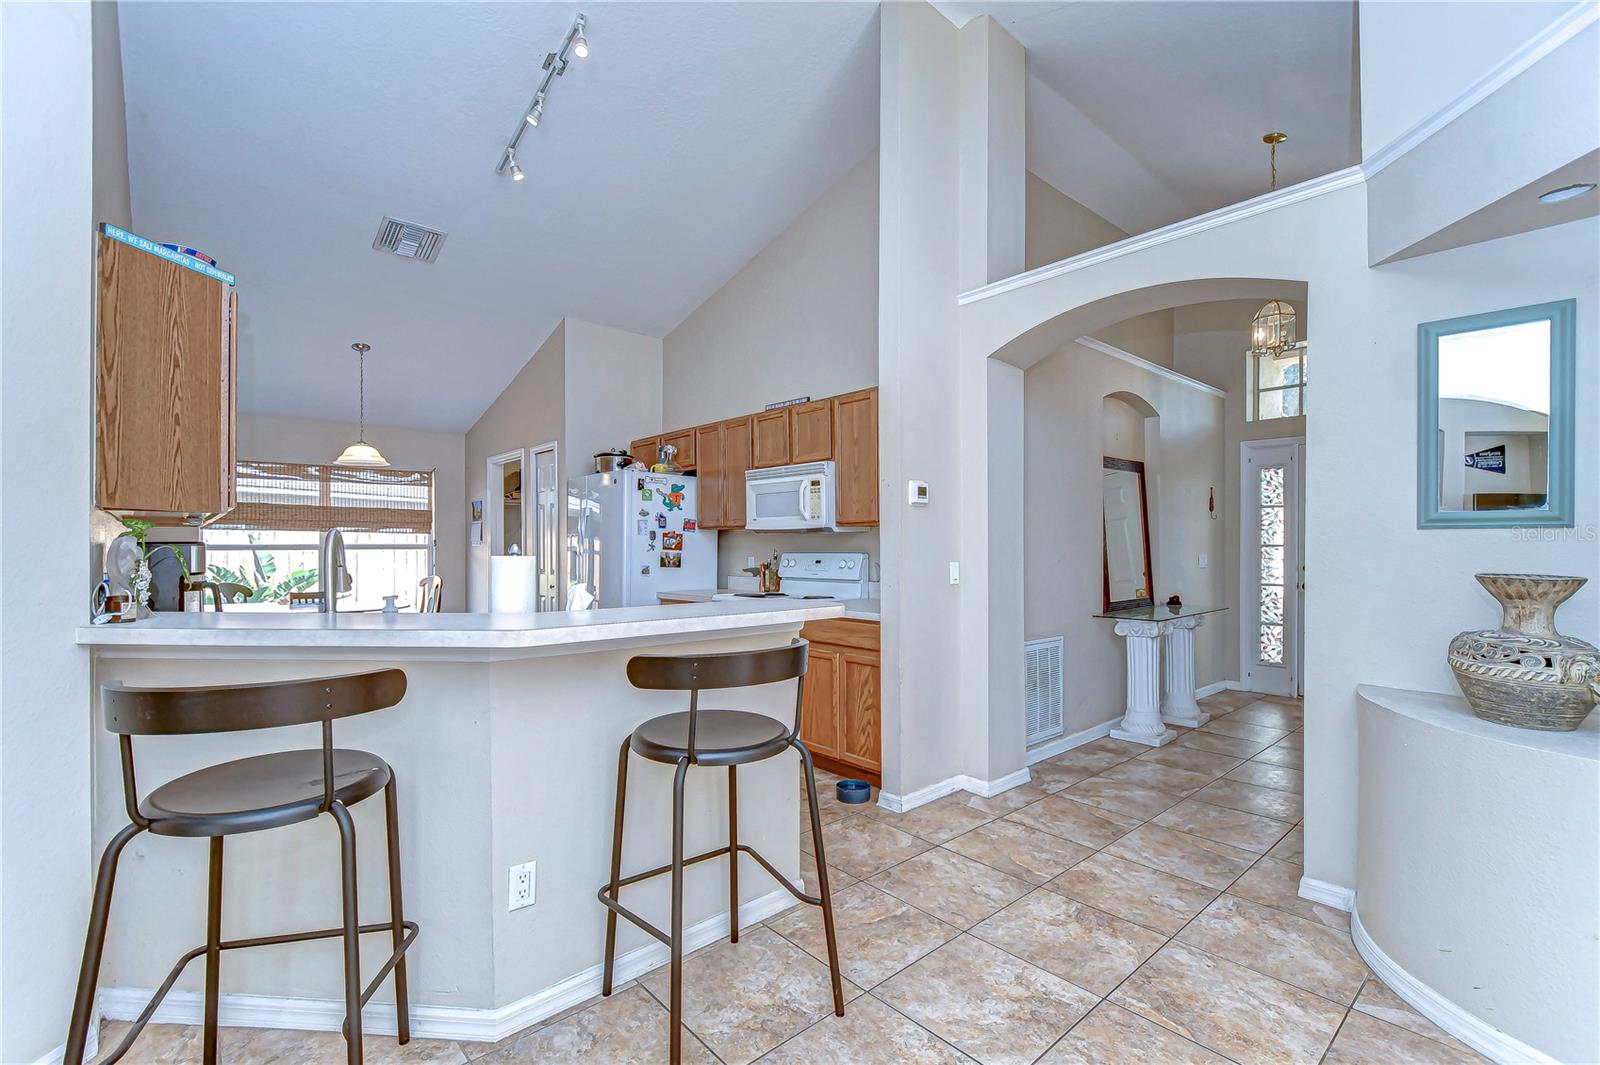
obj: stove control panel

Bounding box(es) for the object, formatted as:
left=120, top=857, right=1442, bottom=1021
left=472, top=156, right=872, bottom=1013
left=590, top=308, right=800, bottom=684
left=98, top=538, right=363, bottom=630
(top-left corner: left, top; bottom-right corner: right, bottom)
left=777, top=552, right=871, bottom=598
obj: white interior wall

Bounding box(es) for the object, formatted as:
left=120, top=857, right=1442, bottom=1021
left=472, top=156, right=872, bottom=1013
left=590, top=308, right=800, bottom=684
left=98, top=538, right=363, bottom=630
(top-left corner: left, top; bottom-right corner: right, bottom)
left=465, top=322, right=565, bottom=611
left=1024, top=345, right=1227, bottom=738
left=661, top=151, right=881, bottom=580
left=0, top=4, right=96, bottom=1060
left=1025, top=171, right=1127, bottom=271
left=562, top=319, right=663, bottom=484
left=237, top=414, right=468, bottom=612
left=1358, top=0, right=1581, bottom=157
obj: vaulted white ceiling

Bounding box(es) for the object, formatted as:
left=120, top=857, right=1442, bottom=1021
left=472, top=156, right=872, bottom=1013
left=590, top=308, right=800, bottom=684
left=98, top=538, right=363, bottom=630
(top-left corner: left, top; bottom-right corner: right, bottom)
left=939, top=0, right=1359, bottom=234
left=119, top=2, right=881, bottom=430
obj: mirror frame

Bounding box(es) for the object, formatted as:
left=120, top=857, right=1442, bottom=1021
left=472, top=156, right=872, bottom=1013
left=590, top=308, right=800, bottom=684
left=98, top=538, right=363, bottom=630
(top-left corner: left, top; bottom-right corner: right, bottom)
left=1102, top=456, right=1155, bottom=612
left=1417, top=298, right=1575, bottom=529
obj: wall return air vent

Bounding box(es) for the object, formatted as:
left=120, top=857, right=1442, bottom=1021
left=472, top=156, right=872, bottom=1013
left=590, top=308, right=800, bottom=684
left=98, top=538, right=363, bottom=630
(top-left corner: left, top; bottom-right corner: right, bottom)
left=372, top=216, right=447, bottom=263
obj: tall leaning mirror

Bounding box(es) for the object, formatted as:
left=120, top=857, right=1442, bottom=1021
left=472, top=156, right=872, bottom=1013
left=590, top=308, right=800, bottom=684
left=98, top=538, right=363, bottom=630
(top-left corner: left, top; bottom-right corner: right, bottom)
left=1418, top=299, right=1576, bottom=528
left=1103, top=457, right=1154, bottom=611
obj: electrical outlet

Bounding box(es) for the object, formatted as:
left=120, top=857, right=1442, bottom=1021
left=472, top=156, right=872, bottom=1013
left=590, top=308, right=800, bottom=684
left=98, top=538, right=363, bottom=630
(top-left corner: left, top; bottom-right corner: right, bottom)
left=509, top=860, right=536, bottom=911
left=1198, top=553, right=1209, bottom=569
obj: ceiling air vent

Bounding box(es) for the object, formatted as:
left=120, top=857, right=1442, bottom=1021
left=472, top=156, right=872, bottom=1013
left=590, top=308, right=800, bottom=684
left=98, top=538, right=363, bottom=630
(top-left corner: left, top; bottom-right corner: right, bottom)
left=372, top=216, right=447, bottom=263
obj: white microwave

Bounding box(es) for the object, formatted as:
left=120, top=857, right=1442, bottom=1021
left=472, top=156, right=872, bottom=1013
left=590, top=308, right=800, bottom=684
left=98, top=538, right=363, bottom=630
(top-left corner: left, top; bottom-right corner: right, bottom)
left=745, top=461, right=838, bottom=531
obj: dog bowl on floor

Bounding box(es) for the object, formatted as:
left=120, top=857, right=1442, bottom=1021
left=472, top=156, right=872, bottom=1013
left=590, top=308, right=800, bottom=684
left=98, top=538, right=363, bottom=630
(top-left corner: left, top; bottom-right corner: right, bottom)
left=836, top=779, right=871, bottom=804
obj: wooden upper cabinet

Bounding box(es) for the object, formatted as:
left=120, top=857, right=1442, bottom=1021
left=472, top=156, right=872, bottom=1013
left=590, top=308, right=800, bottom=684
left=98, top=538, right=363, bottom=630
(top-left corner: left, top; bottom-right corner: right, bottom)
left=694, top=422, right=724, bottom=527
left=630, top=436, right=661, bottom=467
left=660, top=427, right=696, bottom=470
left=752, top=409, right=791, bottom=468
left=789, top=400, right=833, bottom=463
left=722, top=416, right=752, bottom=528
left=96, top=234, right=235, bottom=518
left=832, top=388, right=878, bottom=525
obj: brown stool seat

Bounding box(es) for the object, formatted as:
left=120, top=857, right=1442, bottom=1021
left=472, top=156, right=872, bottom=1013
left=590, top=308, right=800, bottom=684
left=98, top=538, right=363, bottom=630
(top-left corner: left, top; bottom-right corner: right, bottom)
left=630, top=710, right=789, bottom=767
left=140, top=749, right=392, bottom=838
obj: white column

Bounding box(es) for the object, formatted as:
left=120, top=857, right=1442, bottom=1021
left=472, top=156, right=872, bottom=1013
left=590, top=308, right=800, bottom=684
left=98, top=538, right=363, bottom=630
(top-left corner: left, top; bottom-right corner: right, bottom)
left=1160, top=615, right=1210, bottom=728
left=1110, top=620, right=1177, bottom=747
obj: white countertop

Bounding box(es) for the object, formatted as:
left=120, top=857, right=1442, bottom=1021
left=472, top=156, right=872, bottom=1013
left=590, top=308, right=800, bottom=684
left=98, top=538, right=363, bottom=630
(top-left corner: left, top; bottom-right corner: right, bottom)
left=658, top=589, right=881, bottom=621
left=77, top=598, right=844, bottom=658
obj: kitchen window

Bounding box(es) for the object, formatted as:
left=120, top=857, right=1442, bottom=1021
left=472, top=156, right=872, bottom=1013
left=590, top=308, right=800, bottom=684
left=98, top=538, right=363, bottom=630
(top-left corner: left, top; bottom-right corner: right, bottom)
left=203, top=460, right=434, bottom=608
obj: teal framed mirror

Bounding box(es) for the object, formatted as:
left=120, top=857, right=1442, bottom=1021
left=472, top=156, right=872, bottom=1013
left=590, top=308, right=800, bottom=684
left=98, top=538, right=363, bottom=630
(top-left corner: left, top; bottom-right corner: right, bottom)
left=1418, top=299, right=1575, bottom=528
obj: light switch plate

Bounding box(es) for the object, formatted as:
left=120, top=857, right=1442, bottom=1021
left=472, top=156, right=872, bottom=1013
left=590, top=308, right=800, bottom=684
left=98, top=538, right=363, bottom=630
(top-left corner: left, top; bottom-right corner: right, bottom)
left=948, top=561, right=960, bottom=585
left=1198, top=553, right=1209, bottom=569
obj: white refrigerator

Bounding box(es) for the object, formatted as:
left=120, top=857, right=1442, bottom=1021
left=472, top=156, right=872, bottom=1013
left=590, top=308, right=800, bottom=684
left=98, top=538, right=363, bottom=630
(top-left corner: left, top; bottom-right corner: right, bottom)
left=566, top=470, right=717, bottom=609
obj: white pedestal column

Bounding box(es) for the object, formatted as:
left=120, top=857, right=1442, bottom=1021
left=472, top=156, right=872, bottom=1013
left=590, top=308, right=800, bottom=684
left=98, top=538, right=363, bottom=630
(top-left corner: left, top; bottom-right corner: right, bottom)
left=1110, top=620, right=1176, bottom=747
left=1160, top=615, right=1210, bottom=728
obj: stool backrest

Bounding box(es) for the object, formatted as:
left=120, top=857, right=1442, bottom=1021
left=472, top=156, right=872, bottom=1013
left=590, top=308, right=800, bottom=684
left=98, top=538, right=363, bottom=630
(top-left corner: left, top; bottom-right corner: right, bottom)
left=626, top=641, right=809, bottom=758
left=101, top=669, right=407, bottom=825
left=103, top=669, right=408, bottom=735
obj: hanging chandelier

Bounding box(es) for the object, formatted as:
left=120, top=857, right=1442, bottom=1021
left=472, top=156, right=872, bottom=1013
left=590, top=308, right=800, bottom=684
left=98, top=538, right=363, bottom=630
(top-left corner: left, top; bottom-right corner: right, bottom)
left=1250, top=301, right=1298, bottom=358
left=335, top=342, right=390, bottom=467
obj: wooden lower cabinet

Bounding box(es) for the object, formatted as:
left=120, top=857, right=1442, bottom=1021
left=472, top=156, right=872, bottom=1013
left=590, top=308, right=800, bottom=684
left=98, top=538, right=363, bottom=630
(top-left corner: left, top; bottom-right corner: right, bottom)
left=798, top=619, right=881, bottom=783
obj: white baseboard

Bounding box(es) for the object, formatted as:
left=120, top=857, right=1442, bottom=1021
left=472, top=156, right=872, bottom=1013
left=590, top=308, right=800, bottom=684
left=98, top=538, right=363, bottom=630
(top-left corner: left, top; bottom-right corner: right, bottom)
left=97, top=886, right=800, bottom=1046
left=30, top=1022, right=98, bottom=1065
left=1025, top=719, right=1116, bottom=766
left=1297, top=876, right=1356, bottom=913
left=1351, top=907, right=1556, bottom=1065
left=1196, top=679, right=1244, bottom=698
left=878, top=767, right=1036, bottom=813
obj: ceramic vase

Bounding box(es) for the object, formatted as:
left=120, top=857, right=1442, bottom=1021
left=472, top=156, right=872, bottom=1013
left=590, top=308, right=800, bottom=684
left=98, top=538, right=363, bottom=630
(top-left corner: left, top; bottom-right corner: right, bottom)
left=1448, top=573, right=1600, bottom=731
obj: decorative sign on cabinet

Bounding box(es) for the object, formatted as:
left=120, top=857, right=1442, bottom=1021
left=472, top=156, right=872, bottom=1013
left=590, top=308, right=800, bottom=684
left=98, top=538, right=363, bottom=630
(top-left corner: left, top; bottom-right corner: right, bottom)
left=95, top=229, right=237, bottom=521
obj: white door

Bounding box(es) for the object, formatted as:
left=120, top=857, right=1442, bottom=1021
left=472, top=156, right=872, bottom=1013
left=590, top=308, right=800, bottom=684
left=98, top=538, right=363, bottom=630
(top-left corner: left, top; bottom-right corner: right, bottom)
left=532, top=443, right=559, bottom=611
left=1240, top=440, right=1304, bottom=696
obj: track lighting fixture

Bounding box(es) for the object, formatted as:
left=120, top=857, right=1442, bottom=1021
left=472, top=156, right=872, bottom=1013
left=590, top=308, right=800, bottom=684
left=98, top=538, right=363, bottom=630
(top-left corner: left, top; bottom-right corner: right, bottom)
left=496, top=13, right=589, bottom=181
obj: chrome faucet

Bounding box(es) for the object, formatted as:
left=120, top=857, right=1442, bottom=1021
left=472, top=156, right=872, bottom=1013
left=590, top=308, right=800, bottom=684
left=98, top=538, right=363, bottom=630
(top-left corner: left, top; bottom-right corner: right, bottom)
left=319, top=529, right=350, bottom=613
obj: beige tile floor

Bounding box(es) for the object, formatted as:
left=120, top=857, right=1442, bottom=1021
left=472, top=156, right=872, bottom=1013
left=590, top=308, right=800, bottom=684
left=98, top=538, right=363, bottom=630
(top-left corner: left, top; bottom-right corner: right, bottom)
left=94, top=692, right=1488, bottom=1064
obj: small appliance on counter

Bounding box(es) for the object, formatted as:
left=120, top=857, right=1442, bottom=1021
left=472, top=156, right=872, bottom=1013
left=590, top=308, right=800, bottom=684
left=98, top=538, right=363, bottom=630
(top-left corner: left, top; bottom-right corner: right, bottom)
left=715, top=551, right=869, bottom=603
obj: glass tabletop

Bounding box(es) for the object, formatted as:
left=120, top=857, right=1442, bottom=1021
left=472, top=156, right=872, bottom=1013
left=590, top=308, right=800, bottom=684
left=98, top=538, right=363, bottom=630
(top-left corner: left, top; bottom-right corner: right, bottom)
left=1093, top=603, right=1230, bottom=621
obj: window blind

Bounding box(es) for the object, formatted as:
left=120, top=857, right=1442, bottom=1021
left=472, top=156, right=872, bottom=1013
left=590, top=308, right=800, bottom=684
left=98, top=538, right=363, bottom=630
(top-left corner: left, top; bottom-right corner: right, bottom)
left=213, top=461, right=434, bottom=535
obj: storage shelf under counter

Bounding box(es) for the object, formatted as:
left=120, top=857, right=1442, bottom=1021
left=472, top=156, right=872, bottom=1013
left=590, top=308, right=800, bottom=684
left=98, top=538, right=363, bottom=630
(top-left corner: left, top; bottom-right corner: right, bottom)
left=75, top=599, right=843, bottom=1043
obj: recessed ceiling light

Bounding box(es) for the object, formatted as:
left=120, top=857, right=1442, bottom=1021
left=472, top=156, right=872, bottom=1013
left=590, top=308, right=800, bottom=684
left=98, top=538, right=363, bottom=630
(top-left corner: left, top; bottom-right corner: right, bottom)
left=1538, top=182, right=1596, bottom=205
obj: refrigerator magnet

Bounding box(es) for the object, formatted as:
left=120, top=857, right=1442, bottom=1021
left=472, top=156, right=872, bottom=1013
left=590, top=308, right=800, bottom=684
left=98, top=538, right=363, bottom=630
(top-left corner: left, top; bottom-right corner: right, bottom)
left=663, top=485, right=686, bottom=511
left=683, top=519, right=696, bottom=532
left=636, top=519, right=648, bottom=533
left=640, top=565, right=650, bottom=575
left=655, top=512, right=667, bottom=528
left=660, top=552, right=682, bottom=569
left=641, top=488, right=653, bottom=501
left=662, top=531, right=683, bottom=551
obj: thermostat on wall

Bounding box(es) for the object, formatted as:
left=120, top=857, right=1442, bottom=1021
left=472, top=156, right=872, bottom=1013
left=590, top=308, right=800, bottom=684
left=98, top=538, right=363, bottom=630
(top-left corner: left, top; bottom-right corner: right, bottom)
left=907, top=480, right=930, bottom=506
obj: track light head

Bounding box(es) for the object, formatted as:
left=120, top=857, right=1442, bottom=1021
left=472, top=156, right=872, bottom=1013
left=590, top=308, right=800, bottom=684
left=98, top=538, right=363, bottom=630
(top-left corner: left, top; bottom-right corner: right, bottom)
left=508, top=151, right=525, bottom=182
left=572, top=16, right=589, bottom=58
left=526, top=95, right=545, bottom=127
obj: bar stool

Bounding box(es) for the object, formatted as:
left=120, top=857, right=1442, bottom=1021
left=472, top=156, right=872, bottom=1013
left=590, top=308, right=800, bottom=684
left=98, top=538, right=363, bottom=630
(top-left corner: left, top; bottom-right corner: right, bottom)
left=63, top=670, right=418, bottom=1065
left=597, top=640, right=844, bottom=1064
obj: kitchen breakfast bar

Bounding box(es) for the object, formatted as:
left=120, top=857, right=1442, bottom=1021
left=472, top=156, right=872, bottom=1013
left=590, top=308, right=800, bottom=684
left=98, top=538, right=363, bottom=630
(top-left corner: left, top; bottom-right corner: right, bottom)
left=74, top=598, right=843, bottom=1045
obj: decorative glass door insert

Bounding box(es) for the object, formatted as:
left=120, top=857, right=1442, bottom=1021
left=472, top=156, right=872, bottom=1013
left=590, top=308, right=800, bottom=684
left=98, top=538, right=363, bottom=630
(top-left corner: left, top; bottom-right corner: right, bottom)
left=1241, top=440, right=1303, bottom=696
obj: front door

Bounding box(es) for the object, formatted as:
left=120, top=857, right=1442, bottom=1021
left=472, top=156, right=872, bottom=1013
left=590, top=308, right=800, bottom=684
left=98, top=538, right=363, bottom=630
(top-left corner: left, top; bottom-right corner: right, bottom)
left=532, top=443, right=559, bottom=611
left=1241, top=439, right=1304, bottom=696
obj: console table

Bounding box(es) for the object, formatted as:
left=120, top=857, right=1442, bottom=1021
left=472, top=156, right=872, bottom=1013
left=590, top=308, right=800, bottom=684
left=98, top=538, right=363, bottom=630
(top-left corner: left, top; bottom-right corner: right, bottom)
left=1093, top=604, right=1227, bottom=747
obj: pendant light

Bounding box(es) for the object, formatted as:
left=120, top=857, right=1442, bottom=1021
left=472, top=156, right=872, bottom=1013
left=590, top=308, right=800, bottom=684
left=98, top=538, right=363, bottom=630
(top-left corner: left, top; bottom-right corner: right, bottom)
left=1262, top=131, right=1288, bottom=191
left=335, top=342, right=390, bottom=467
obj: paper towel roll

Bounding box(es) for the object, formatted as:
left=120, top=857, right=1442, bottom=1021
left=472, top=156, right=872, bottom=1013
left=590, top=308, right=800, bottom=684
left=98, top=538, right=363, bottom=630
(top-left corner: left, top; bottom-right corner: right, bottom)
left=488, top=556, right=539, bottom=613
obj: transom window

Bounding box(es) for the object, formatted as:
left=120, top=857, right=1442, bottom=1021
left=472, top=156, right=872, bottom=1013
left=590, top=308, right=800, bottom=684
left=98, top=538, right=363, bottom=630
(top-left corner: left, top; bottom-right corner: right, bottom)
left=1248, top=344, right=1307, bottom=421
left=203, top=461, right=434, bottom=609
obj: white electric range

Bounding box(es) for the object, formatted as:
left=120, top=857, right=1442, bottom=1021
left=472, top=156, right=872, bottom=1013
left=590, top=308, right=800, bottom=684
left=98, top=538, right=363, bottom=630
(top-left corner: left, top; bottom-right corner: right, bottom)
left=711, top=552, right=870, bottom=602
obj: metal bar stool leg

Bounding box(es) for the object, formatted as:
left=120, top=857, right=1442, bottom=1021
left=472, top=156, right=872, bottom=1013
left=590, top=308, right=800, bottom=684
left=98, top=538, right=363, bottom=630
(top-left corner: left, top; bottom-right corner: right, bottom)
left=727, top=765, right=739, bottom=944
left=669, top=757, right=690, bottom=1065
left=798, top=745, right=844, bottom=1015
left=64, top=824, right=144, bottom=1065
left=330, top=801, right=364, bottom=1065
left=601, top=736, right=630, bottom=997
left=203, top=837, right=224, bottom=1065
left=384, top=778, right=411, bottom=1045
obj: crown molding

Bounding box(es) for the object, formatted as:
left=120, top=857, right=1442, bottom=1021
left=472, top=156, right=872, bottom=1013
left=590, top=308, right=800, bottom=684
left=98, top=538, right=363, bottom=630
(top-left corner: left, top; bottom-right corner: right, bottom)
left=1362, top=3, right=1599, bottom=179
left=958, top=166, right=1364, bottom=306
left=1073, top=336, right=1227, bottom=398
